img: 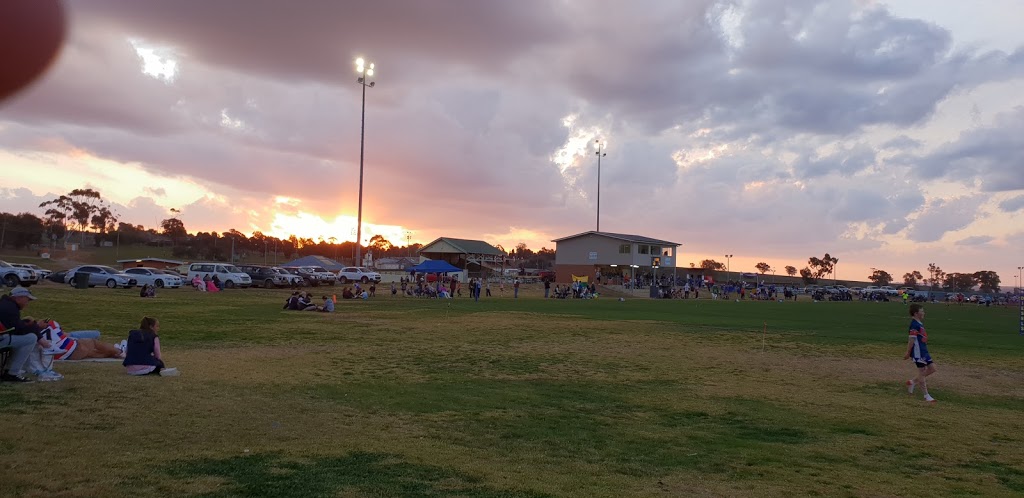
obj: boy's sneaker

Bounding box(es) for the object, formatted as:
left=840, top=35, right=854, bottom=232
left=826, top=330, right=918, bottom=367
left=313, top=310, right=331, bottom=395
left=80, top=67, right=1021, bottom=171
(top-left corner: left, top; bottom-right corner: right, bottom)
left=906, top=379, right=915, bottom=394
left=159, top=367, right=180, bottom=377
left=1, top=373, right=35, bottom=383
left=36, top=370, right=63, bottom=382
left=923, top=395, right=937, bottom=403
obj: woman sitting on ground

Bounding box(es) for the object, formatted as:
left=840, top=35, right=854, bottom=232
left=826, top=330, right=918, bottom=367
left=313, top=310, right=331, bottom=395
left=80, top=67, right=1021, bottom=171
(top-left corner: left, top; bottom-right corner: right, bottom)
left=192, top=274, right=205, bottom=291
left=139, top=284, right=155, bottom=298
left=123, top=316, right=178, bottom=376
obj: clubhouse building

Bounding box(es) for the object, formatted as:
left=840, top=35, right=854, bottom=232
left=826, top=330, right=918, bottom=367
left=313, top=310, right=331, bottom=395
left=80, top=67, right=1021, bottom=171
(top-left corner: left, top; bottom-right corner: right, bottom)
left=551, top=231, right=680, bottom=284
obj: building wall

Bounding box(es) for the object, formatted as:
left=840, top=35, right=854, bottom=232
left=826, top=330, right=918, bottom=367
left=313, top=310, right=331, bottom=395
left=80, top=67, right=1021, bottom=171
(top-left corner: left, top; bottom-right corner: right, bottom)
left=555, top=234, right=637, bottom=266
left=555, top=264, right=599, bottom=283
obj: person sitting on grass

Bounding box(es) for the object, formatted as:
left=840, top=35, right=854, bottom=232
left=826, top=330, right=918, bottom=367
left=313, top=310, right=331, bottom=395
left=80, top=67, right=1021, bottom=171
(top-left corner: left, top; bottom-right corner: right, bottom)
left=123, top=316, right=178, bottom=377
left=139, top=284, right=156, bottom=298
left=0, top=287, right=52, bottom=383
left=341, top=287, right=354, bottom=300
left=319, top=295, right=335, bottom=312
left=297, top=292, right=317, bottom=311
left=283, top=291, right=300, bottom=310
left=192, top=274, right=205, bottom=291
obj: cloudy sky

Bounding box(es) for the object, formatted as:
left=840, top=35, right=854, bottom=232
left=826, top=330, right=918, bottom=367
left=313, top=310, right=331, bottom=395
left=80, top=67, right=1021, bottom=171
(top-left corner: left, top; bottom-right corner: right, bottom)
left=1, top=0, right=1022, bottom=286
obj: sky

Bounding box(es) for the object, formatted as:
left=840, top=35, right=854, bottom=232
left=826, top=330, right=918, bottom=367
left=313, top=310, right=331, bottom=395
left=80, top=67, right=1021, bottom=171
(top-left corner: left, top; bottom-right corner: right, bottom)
left=1, top=0, right=1022, bottom=287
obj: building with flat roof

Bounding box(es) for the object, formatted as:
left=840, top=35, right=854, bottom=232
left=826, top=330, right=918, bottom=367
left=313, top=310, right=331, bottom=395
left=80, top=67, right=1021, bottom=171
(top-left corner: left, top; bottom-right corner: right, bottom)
left=551, top=231, right=680, bottom=284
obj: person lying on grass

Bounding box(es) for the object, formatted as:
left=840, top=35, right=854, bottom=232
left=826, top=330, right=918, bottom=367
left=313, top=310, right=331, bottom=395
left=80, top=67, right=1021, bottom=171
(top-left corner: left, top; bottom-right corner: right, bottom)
left=123, top=316, right=178, bottom=377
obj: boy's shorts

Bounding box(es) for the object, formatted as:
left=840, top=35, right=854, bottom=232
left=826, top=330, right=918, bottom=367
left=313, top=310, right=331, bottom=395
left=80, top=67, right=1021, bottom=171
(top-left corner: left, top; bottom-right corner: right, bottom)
left=914, top=357, right=933, bottom=368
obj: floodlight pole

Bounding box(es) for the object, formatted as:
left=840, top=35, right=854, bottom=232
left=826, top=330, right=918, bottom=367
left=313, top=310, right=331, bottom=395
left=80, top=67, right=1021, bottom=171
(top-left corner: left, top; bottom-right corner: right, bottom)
left=354, top=57, right=376, bottom=268
left=595, top=140, right=606, bottom=232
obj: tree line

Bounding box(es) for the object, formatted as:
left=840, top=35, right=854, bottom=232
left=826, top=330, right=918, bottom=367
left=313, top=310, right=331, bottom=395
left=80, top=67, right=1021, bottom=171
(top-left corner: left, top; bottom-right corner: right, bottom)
left=1, top=188, right=557, bottom=268
left=691, top=254, right=1004, bottom=294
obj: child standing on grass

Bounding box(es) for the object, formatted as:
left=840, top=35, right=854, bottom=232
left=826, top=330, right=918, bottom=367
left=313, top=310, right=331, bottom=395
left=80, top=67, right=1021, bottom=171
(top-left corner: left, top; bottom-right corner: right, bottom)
left=904, top=304, right=936, bottom=403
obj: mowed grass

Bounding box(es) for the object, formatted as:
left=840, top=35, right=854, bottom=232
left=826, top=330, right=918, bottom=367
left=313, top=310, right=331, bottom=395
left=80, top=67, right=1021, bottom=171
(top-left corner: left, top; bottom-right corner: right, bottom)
left=2, top=284, right=1023, bottom=497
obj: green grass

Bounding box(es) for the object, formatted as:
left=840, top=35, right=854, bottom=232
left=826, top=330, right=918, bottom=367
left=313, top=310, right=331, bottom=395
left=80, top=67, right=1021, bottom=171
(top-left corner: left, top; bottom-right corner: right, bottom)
left=1, top=284, right=1022, bottom=497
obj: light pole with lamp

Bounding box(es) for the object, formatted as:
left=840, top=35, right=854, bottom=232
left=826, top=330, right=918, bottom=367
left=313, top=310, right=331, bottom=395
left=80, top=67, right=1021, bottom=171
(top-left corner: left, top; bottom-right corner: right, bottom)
left=595, top=140, right=606, bottom=232
left=354, top=56, right=376, bottom=268
left=725, top=254, right=733, bottom=282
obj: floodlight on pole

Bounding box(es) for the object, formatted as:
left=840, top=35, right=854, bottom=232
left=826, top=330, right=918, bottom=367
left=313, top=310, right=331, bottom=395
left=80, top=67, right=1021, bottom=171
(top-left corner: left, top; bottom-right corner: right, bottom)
left=725, top=254, right=733, bottom=281
left=595, top=139, right=607, bottom=232
left=354, top=56, right=376, bottom=266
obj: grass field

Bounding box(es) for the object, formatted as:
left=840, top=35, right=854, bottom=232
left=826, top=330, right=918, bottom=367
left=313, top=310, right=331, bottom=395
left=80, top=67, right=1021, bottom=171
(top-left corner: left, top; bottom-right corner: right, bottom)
left=2, top=284, right=1023, bottom=497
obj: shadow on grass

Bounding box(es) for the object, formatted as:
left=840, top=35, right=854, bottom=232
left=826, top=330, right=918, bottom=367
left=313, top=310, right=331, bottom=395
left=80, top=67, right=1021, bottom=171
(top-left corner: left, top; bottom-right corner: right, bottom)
left=166, top=451, right=551, bottom=498
left=314, top=379, right=833, bottom=478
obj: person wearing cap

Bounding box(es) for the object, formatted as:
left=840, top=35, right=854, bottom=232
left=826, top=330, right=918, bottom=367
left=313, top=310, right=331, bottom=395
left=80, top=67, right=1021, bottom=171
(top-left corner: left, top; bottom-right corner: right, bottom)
left=0, top=287, right=51, bottom=382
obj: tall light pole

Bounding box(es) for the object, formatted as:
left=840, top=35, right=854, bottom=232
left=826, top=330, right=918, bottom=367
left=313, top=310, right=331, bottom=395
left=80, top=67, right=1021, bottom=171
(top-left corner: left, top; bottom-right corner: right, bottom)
left=595, top=140, right=606, bottom=232
left=354, top=56, right=376, bottom=268
left=725, top=254, right=733, bottom=282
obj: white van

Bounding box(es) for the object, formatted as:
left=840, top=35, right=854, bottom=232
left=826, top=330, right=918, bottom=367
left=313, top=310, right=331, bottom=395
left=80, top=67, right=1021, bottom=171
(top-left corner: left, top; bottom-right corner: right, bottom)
left=187, top=262, right=253, bottom=288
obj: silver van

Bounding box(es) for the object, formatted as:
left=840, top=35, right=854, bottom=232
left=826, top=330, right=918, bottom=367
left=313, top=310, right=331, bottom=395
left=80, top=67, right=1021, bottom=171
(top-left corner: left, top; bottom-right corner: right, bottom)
left=187, top=262, right=252, bottom=288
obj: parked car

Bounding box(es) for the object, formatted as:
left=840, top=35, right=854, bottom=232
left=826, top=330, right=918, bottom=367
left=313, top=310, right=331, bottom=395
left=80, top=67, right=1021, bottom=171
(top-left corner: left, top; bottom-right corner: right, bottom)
left=63, top=265, right=137, bottom=288
left=337, top=266, right=381, bottom=284
left=880, top=286, right=899, bottom=296
left=282, top=266, right=321, bottom=287
left=237, top=265, right=296, bottom=288
left=186, top=262, right=253, bottom=288
left=11, top=263, right=52, bottom=279
left=122, top=267, right=183, bottom=288
left=303, top=266, right=338, bottom=286
left=0, top=260, right=40, bottom=287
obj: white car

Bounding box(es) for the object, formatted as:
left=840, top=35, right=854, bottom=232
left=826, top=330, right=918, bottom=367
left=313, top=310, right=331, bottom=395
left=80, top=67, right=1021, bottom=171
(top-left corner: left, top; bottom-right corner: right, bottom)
left=303, top=266, right=337, bottom=286
left=123, top=267, right=184, bottom=288
left=63, top=265, right=137, bottom=288
left=337, top=266, right=381, bottom=284
left=11, top=263, right=52, bottom=279
left=0, top=260, right=39, bottom=287
left=186, top=262, right=253, bottom=288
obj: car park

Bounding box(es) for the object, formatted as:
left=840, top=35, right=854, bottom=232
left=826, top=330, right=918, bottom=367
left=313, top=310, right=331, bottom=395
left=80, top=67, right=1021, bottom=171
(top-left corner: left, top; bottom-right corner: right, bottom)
left=63, top=265, right=137, bottom=288
left=186, top=262, right=253, bottom=288
left=122, top=267, right=183, bottom=288
left=337, top=266, right=381, bottom=284
left=0, top=260, right=40, bottom=287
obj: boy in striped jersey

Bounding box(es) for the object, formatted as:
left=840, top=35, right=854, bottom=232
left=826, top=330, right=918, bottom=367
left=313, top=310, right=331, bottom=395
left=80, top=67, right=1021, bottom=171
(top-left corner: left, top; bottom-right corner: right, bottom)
left=904, top=304, right=937, bottom=403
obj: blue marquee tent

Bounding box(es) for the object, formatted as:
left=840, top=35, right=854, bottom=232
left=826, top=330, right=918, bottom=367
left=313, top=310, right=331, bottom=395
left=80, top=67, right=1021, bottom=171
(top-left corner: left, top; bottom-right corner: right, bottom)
left=407, top=259, right=462, bottom=274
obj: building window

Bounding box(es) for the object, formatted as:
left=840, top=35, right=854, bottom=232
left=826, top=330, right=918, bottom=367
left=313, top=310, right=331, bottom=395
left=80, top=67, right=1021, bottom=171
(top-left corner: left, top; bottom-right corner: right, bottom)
left=638, top=245, right=649, bottom=255
left=619, top=244, right=631, bottom=254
